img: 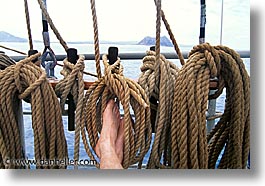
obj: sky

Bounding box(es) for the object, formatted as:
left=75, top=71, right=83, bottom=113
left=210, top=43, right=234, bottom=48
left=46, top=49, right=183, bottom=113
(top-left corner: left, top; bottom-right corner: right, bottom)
left=0, top=0, right=250, bottom=50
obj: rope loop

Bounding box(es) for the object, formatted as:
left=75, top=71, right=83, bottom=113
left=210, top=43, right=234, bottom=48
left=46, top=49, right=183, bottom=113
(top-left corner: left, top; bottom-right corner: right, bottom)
left=55, top=55, right=85, bottom=108
left=189, top=43, right=221, bottom=78
left=13, top=53, right=42, bottom=97
left=81, top=53, right=151, bottom=169
left=0, top=53, right=68, bottom=169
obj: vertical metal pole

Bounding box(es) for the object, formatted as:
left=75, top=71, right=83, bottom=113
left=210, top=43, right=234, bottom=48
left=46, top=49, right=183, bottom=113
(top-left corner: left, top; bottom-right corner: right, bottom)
left=13, top=99, right=26, bottom=158
left=220, top=0, right=224, bottom=45
left=67, top=48, right=78, bottom=131
left=41, top=0, right=48, bottom=31
left=199, top=0, right=216, bottom=133
left=41, top=0, right=51, bottom=52
left=199, top=0, right=206, bottom=44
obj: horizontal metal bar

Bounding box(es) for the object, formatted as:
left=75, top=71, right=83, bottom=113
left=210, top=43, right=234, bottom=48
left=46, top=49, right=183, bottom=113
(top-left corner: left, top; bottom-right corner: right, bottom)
left=10, top=50, right=250, bottom=62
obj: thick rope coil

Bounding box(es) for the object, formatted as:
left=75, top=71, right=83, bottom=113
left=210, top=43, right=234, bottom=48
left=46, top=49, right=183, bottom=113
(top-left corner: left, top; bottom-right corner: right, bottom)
left=55, top=55, right=85, bottom=109
left=55, top=55, right=85, bottom=168
left=0, top=53, right=16, bottom=70
left=170, top=43, right=250, bottom=169
left=0, top=53, right=68, bottom=169
left=81, top=54, right=152, bottom=169
left=206, top=45, right=250, bottom=169
left=138, top=50, right=179, bottom=169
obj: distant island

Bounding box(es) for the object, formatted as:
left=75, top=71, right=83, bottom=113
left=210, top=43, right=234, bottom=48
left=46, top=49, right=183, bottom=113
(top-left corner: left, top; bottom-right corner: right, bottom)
left=0, top=31, right=28, bottom=42
left=0, top=31, right=178, bottom=48
left=137, top=36, right=173, bottom=47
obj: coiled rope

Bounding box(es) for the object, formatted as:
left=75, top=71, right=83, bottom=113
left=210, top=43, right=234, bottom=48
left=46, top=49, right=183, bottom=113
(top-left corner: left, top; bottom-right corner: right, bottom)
left=206, top=45, right=250, bottom=169
left=0, top=53, right=68, bottom=169
left=55, top=55, right=85, bottom=167
left=138, top=0, right=179, bottom=169
left=138, top=51, right=179, bottom=169
left=170, top=43, right=250, bottom=169
left=81, top=55, right=152, bottom=169
left=0, top=53, right=16, bottom=70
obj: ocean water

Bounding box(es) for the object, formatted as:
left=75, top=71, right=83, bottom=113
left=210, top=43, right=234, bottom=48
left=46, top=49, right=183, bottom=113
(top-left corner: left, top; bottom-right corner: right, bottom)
left=0, top=42, right=250, bottom=169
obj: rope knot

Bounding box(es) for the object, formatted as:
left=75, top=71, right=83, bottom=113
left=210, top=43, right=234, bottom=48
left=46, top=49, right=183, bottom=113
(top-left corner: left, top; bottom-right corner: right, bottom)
left=61, top=55, right=85, bottom=77
left=189, top=43, right=221, bottom=78
left=102, top=54, right=124, bottom=96
left=13, top=52, right=47, bottom=100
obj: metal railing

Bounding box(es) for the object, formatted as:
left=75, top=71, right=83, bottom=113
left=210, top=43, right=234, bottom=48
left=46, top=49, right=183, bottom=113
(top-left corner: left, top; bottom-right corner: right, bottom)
left=18, top=50, right=250, bottom=129
left=10, top=50, right=250, bottom=62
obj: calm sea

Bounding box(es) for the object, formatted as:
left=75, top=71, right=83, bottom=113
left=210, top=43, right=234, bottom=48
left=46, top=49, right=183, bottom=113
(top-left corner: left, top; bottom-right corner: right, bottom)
left=0, top=42, right=250, bottom=169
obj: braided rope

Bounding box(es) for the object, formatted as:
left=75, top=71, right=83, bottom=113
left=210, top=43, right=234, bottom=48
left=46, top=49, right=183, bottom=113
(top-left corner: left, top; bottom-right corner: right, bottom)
left=0, top=53, right=68, bottom=169
left=80, top=54, right=152, bottom=169
left=55, top=55, right=85, bottom=169
left=24, top=0, right=33, bottom=50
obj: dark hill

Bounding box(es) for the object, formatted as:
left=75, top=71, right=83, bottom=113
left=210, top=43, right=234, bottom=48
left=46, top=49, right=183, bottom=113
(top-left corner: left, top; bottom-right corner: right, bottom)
left=137, top=36, right=173, bottom=47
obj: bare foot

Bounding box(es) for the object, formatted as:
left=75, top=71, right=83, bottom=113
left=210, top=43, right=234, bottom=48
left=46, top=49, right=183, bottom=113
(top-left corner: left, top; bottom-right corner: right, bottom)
left=94, top=99, right=124, bottom=169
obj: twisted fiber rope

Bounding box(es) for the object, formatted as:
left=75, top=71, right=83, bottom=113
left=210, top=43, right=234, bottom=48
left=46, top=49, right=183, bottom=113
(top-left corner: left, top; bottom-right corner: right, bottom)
left=24, top=0, right=33, bottom=50
left=90, top=0, right=102, bottom=78
left=154, top=0, right=161, bottom=83
left=37, top=0, right=68, bottom=52
left=138, top=0, right=179, bottom=169
left=154, top=0, right=185, bottom=66
left=138, top=50, right=179, bottom=169
left=0, top=53, right=68, bottom=169
left=55, top=55, right=85, bottom=168
left=80, top=54, right=152, bottom=169
left=0, top=53, right=16, bottom=70
left=206, top=45, right=250, bottom=169
left=170, top=43, right=250, bottom=169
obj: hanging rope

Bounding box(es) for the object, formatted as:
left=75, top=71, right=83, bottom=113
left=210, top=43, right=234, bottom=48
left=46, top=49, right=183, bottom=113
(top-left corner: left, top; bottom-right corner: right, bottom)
left=206, top=45, right=250, bottom=169
left=55, top=55, right=85, bottom=168
left=24, top=0, right=33, bottom=50
left=90, top=0, right=102, bottom=78
left=0, top=53, right=68, bottom=169
left=170, top=43, right=250, bottom=169
left=0, top=45, right=27, bottom=56
left=80, top=55, right=152, bottom=169
left=154, top=0, right=185, bottom=66
left=138, top=0, right=179, bottom=168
